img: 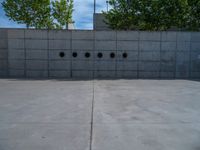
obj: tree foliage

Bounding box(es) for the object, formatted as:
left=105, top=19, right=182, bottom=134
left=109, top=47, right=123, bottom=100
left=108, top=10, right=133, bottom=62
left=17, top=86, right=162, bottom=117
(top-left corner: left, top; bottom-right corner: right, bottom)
left=103, top=0, right=200, bottom=31
left=1, top=0, right=74, bottom=29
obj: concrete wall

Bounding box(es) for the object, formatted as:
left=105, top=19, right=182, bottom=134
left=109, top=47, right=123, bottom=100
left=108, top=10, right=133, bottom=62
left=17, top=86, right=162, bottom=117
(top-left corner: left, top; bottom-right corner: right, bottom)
left=0, top=29, right=200, bottom=79
left=94, top=13, right=110, bottom=31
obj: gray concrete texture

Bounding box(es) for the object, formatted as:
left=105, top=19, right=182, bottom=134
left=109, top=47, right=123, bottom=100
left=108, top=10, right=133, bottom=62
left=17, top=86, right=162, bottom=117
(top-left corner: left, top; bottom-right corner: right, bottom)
left=0, top=29, right=200, bottom=79
left=0, top=79, right=200, bottom=150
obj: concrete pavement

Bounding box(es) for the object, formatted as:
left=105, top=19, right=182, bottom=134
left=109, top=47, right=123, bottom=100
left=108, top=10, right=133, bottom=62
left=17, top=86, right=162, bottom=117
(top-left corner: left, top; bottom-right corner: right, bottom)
left=0, top=79, right=200, bottom=150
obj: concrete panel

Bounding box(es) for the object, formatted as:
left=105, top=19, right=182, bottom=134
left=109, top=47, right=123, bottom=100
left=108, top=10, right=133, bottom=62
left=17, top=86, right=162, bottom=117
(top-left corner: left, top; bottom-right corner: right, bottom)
left=117, top=31, right=139, bottom=41
left=139, top=52, right=160, bottom=61
left=139, top=62, right=160, bottom=71
left=191, top=42, right=200, bottom=51
left=117, top=41, right=138, bottom=51
left=8, top=50, right=25, bottom=59
left=26, top=60, right=48, bottom=70
left=9, top=60, right=24, bottom=69
left=161, top=32, right=176, bottom=41
left=160, top=72, right=174, bottom=78
left=9, top=69, right=25, bottom=77
left=140, top=32, right=161, bottom=41
left=191, top=52, right=200, bottom=72
left=49, top=50, right=71, bottom=60
left=72, top=70, right=93, bottom=78
left=177, top=32, right=191, bottom=41
left=139, top=71, right=160, bottom=78
left=49, top=70, right=71, bottom=78
left=49, top=60, right=71, bottom=70
left=0, top=29, right=7, bottom=39
left=26, top=50, right=48, bottom=60
left=75, top=50, right=94, bottom=61
left=94, top=51, right=113, bottom=60
left=0, top=59, right=7, bottom=69
left=94, top=71, right=116, bottom=78
left=25, top=30, right=48, bottom=39
left=116, top=71, right=137, bottom=78
left=161, top=51, right=175, bottom=62
left=117, top=51, right=138, bottom=61
left=25, top=40, right=47, bottom=49
left=95, top=61, right=116, bottom=71
left=161, top=62, right=175, bottom=72
left=8, top=29, right=24, bottom=39
left=8, top=39, right=24, bottom=49
left=0, top=70, right=7, bottom=77
left=176, top=52, right=190, bottom=72
left=191, top=72, right=200, bottom=79
left=49, top=40, right=71, bottom=50
left=0, top=50, right=7, bottom=59
left=48, top=30, right=71, bottom=40
left=72, top=30, right=93, bottom=40
left=191, top=32, right=200, bottom=42
left=139, top=41, right=160, bottom=51
left=72, top=61, right=93, bottom=70
left=116, top=61, right=137, bottom=71
left=0, top=39, right=7, bottom=49
left=161, top=42, right=176, bottom=51
left=26, top=70, right=48, bottom=78
left=95, top=31, right=116, bottom=40
left=72, top=40, right=93, bottom=50
left=176, top=72, right=189, bottom=78
left=177, top=42, right=190, bottom=51
left=95, top=41, right=116, bottom=50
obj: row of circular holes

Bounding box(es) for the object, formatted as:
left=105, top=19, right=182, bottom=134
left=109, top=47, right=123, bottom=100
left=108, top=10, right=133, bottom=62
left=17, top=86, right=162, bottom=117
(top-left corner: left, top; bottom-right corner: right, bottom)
left=59, top=52, right=128, bottom=58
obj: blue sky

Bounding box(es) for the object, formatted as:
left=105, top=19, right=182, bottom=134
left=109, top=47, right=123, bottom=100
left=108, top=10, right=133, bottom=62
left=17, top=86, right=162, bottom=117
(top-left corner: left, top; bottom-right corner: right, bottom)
left=0, top=0, right=107, bottom=29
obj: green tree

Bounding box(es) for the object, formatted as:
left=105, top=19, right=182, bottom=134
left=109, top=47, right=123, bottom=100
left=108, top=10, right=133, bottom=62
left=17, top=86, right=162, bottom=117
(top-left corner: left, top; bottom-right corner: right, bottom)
left=52, top=0, right=74, bottom=29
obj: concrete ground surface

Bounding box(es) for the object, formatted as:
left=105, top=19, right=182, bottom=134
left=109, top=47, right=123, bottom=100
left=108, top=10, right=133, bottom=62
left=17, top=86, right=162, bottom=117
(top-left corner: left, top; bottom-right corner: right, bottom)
left=0, top=79, right=200, bottom=150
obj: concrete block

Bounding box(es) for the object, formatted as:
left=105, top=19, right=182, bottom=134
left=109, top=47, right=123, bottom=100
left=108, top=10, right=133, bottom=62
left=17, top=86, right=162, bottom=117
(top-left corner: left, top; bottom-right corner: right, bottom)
left=161, top=62, right=175, bottom=72
left=191, top=32, right=200, bottom=42
left=26, top=70, right=48, bottom=78
left=0, top=50, right=7, bottom=59
left=26, top=50, right=48, bottom=59
left=140, top=32, right=161, bottom=41
left=117, top=31, right=139, bottom=41
left=139, top=52, right=160, bottom=61
left=9, top=69, right=25, bottom=77
left=177, top=42, right=190, bottom=51
left=72, top=40, right=93, bottom=50
left=191, top=42, right=200, bottom=51
left=72, top=70, right=93, bottom=78
left=25, top=40, right=47, bottom=49
left=116, top=61, right=138, bottom=71
left=25, top=30, right=48, bottom=39
left=161, top=51, right=176, bottom=62
left=95, top=41, right=116, bottom=50
left=177, top=32, right=191, bottom=41
left=26, top=60, right=48, bottom=70
left=139, top=71, right=160, bottom=78
left=0, top=70, right=7, bottom=77
left=8, top=49, right=25, bottom=59
left=161, top=42, right=176, bottom=51
left=160, top=72, right=174, bottom=78
left=161, top=32, right=176, bottom=41
left=49, top=70, right=71, bottom=78
left=117, top=51, right=138, bottom=61
left=0, top=29, right=7, bottom=39
left=94, top=71, right=116, bottom=78
left=116, top=71, right=137, bottom=78
left=95, top=31, right=116, bottom=40
left=0, top=39, right=7, bottom=49
left=49, top=60, right=71, bottom=70
left=9, top=60, right=24, bottom=69
left=72, top=61, right=93, bottom=70
left=8, top=29, right=24, bottom=39
left=49, top=30, right=71, bottom=40
left=191, top=72, right=200, bottom=79
left=94, top=61, right=116, bottom=71
left=8, top=39, right=24, bottom=49
left=49, top=50, right=71, bottom=60
left=72, top=31, right=93, bottom=40
left=49, top=40, right=71, bottom=50
left=139, top=62, right=160, bottom=71
left=176, top=72, right=189, bottom=79
left=117, top=41, right=138, bottom=51
left=139, top=41, right=160, bottom=51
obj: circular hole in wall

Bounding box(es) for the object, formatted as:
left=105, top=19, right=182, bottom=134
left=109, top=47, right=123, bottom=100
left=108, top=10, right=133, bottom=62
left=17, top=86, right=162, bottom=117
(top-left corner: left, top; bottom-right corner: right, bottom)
left=72, top=52, right=78, bottom=58
left=123, top=53, right=128, bottom=58
left=85, top=52, right=90, bottom=58
left=110, top=52, right=115, bottom=58
left=59, top=52, right=65, bottom=58
left=97, top=52, right=103, bottom=58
